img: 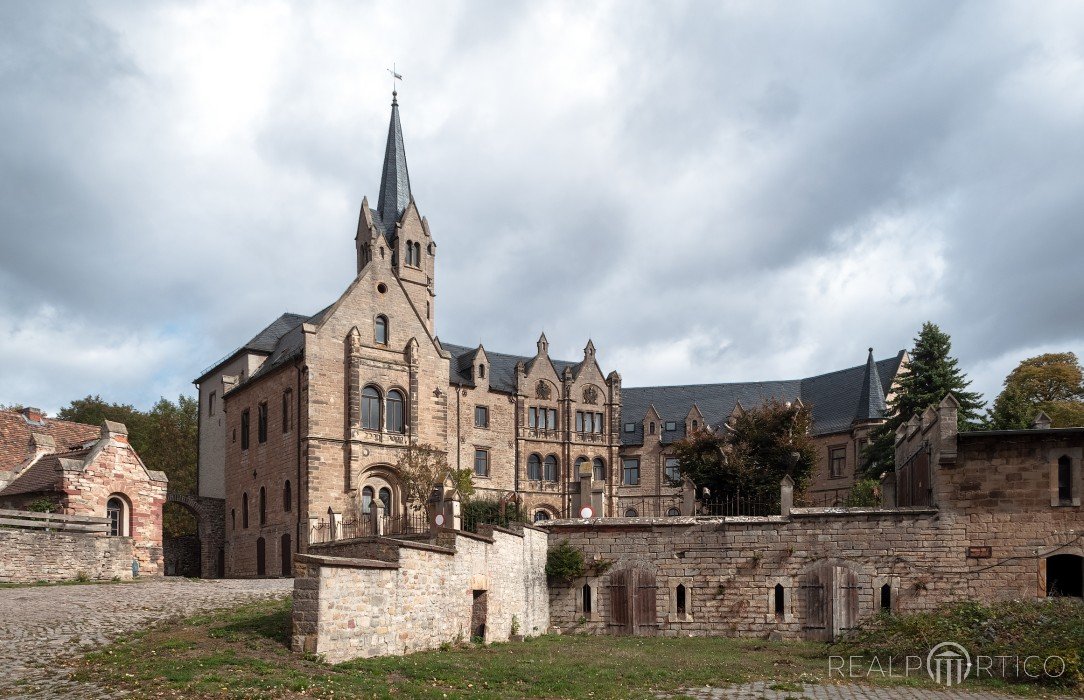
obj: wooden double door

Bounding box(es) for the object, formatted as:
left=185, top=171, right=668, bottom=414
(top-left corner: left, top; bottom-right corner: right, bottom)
left=607, top=568, right=658, bottom=635
left=800, top=562, right=861, bottom=641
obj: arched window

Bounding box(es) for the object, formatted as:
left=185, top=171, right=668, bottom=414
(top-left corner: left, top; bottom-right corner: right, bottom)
left=774, top=583, right=785, bottom=617
left=386, top=389, right=405, bottom=433
left=378, top=487, right=393, bottom=516
left=1058, top=455, right=1073, bottom=503
left=624, top=508, right=638, bottom=517
left=414, top=241, right=421, bottom=264
left=362, top=386, right=381, bottom=430
left=362, top=486, right=374, bottom=514
left=667, top=507, right=680, bottom=517
left=582, top=583, right=592, bottom=614
left=593, top=458, right=605, bottom=482
left=405, top=240, right=415, bottom=266
left=880, top=583, right=892, bottom=612
left=478, top=364, right=485, bottom=379
left=242, top=492, right=249, bottom=529
left=544, top=455, right=559, bottom=482
left=533, top=510, right=550, bottom=523
left=575, top=456, right=588, bottom=477
left=106, top=496, right=128, bottom=537
left=649, top=422, right=656, bottom=435
left=528, top=454, right=542, bottom=481
left=374, top=315, right=388, bottom=345
left=259, top=487, right=267, bottom=525
left=283, top=480, right=292, bottom=512
left=692, top=420, right=698, bottom=430
left=676, top=584, right=687, bottom=615
left=280, top=533, right=292, bottom=577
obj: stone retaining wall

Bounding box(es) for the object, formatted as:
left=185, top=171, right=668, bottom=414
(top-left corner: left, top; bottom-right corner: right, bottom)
left=292, top=525, right=548, bottom=663
left=0, top=529, right=135, bottom=582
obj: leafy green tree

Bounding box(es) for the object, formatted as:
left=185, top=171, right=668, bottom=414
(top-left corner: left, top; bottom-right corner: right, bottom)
left=988, top=353, right=1084, bottom=429
left=861, top=323, right=984, bottom=476
left=675, top=397, right=817, bottom=506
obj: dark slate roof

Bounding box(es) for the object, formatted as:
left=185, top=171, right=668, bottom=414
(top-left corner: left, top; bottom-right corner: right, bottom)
left=376, top=93, right=411, bottom=240
left=854, top=348, right=888, bottom=422
left=442, top=342, right=578, bottom=393
left=621, top=381, right=801, bottom=446
left=798, top=351, right=904, bottom=435
left=621, top=350, right=906, bottom=445
left=243, top=312, right=310, bottom=353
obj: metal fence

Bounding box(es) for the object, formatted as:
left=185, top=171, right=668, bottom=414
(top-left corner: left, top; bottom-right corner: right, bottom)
left=615, top=495, right=686, bottom=518
left=309, top=509, right=431, bottom=545
left=696, top=494, right=777, bottom=517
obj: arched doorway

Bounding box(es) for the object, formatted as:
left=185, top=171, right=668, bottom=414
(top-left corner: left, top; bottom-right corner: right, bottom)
left=280, top=533, right=292, bottom=577
left=1046, top=554, right=1083, bottom=597
left=256, top=537, right=266, bottom=576
left=162, top=500, right=201, bottom=577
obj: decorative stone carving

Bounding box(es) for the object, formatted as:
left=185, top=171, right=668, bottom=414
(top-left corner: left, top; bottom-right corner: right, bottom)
left=583, top=386, right=599, bottom=405
left=536, top=380, right=551, bottom=400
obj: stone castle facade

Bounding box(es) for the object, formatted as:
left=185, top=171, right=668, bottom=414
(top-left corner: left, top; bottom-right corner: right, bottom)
left=196, top=94, right=908, bottom=578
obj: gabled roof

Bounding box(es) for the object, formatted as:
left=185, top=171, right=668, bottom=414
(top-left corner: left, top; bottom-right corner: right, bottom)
left=225, top=305, right=334, bottom=393
left=194, top=312, right=310, bottom=383
left=0, top=410, right=99, bottom=475
left=442, top=342, right=578, bottom=393
left=0, top=446, right=93, bottom=497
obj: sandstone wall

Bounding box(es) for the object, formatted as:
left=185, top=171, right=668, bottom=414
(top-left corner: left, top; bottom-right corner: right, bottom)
left=0, top=529, right=135, bottom=583
left=292, top=525, right=548, bottom=663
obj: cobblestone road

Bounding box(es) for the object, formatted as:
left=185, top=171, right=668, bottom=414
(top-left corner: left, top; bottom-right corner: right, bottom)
left=0, top=577, right=291, bottom=699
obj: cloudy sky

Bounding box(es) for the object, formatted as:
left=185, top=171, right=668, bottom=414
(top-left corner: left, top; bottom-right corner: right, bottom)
left=2, top=0, right=1083, bottom=415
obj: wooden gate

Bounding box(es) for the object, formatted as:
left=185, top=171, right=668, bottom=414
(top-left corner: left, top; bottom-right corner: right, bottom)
left=607, top=568, right=658, bottom=635
left=800, top=562, right=860, bottom=641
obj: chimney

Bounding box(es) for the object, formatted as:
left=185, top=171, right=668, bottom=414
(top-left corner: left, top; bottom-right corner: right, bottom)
left=21, top=407, right=44, bottom=424
left=30, top=433, right=56, bottom=455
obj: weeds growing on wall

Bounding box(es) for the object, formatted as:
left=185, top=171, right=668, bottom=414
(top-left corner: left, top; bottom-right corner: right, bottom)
left=545, top=540, right=586, bottom=583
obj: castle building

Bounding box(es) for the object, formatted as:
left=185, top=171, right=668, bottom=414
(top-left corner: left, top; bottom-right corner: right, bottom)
left=195, top=94, right=906, bottom=577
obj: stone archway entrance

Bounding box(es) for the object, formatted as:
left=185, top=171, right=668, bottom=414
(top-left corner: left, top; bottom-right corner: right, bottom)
left=1046, top=554, right=1083, bottom=597
left=607, top=567, right=658, bottom=636
left=164, top=492, right=225, bottom=579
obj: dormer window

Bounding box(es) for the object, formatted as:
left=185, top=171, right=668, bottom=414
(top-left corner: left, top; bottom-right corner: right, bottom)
left=478, top=364, right=486, bottom=379
left=665, top=421, right=677, bottom=432
left=624, top=422, right=635, bottom=433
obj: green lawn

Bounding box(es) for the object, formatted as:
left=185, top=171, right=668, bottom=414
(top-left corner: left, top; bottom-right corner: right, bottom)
left=72, top=597, right=1071, bottom=699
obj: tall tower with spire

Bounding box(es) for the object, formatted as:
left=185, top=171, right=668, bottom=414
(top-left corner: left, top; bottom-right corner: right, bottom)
left=355, top=91, right=437, bottom=333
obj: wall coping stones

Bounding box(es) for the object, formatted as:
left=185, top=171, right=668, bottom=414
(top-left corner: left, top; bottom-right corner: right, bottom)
left=790, top=506, right=938, bottom=518
left=295, top=553, right=399, bottom=570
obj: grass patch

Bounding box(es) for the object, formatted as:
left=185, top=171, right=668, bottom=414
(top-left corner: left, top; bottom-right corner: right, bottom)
left=833, top=598, right=1084, bottom=691
left=74, top=597, right=1080, bottom=699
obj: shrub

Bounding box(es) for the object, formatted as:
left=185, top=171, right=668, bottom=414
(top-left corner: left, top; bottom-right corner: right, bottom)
left=844, top=479, right=880, bottom=507
left=545, top=540, right=585, bottom=583
left=462, top=497, right=527, bottom=533
left=833, top=599, right=1084, bottom=689
left=26, top=497, right=57, bottom=513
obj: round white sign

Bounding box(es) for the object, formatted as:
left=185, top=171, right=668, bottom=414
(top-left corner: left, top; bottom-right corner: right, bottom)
left=579, top=506, right=594, bottom=519
left=434, top=513, right=445, bottom=526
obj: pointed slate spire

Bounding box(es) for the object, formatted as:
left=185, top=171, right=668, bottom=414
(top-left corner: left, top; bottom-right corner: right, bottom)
left=856, top=348, right=887, bottom=421
left=376, top=91, right=411, bottom=239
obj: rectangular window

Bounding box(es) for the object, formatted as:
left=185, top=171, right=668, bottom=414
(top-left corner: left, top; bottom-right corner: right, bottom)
left=624, top=422, right=635, bottom=433
left=528, top=407, right=538, bottom=429
left=240, top=409, right=250, bottom=450
left=829, top=446, right=847, bottom=478
left=622, top=458, right=640, bottom=486
left=575, top=411, right=584, bottom=433
left=282, top=390, right=291, bottom=433
left=547, top=408, right=557, bottom=430
left=595, top=412, right=604, bottom=433
left=664, top=421, right=677, bottom=432
left=257, top=402, right=268, bottom=444
left=1058, top=456, right=1072, bottom=503
left=665, top=458, right=681, bottom=485
left=475, top=405, right=489, bottom=428
left=474, top=448, right=489, bottom=477
left=208, top=391, right=216, bottom=417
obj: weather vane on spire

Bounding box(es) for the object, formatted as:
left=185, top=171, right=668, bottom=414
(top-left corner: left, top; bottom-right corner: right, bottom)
left=387, top=63, right=403, bottom=100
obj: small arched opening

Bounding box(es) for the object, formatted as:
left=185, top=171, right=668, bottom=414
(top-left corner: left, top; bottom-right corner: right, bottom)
left=280, top=533, right=292, bottom=577
left=774, top=583, right=785, bottom=618
left=256, top=537, right=266, bottom=576
left=676, top=584, right=687, bottom=616
left=880, top=583, right=893, bottom=612
left=582, top=583, right=593, bottom=614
